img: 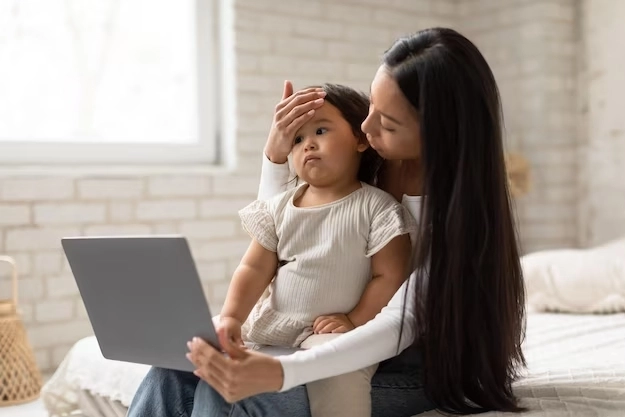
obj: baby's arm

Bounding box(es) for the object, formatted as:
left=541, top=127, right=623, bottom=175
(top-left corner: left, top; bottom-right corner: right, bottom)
left=314, top=233, right=412, bottom=334
left=220, top=240, right=278, bottom=335
left=348, top=233, right=412, bottom=327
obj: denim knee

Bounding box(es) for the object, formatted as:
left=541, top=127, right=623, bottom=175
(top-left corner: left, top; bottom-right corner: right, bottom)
left=127, top=367, right=199, bottom=417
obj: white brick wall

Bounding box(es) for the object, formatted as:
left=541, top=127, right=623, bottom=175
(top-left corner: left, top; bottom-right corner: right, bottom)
left=459, top=0, right=579, bottom=253
left=578, top=0, right=625, bottom=245
left=1, top=178, right=74, bottom=201
left=34, top=203, right=107, bottom=224
left=78, top=179, right=143, bottom=200
left=148, top=177, right=211, bottom=197
left=0, top=204, right=30, bottom=225
left=0, top=0, right=455, bottom=373
left=465, top=0, right=625, bottom=251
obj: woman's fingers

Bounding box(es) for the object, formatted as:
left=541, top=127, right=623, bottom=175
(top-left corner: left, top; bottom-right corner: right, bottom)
left=281, top=98, right=324, bottom=128
left=284, top=107, right=317, bottom=137
left=282, top=80, right=294, bottom=100
left=277, top=89, right=325, bottom=111
left=187, top=338, right=233, bottom=387
left=187, top=338, right=216, bottom=367
left=275, top=87, right=324, bottom=112
left=188, top=337, right=284, bottom=403
left=188, top=338, right=248, bottom=403
left=204, top=354, right=231, bottom=384
left=275, top=93, right=325, bottom=125
left=189, top=352, right=229, bottom=385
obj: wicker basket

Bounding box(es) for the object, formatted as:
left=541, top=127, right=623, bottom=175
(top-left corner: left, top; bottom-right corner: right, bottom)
left=0, top=255, right=42, bottom=406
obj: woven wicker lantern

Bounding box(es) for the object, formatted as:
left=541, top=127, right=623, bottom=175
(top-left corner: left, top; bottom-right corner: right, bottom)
left=0, top=256, right=42, bottom=406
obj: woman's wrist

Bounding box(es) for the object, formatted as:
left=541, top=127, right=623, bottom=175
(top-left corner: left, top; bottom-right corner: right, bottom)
left=263, top=144, right=289, bottom=164
left=269, top=356, right=286, bottom=392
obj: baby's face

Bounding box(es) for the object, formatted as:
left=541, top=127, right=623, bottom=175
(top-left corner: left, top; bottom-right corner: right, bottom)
left=291, top=102, right=368, bottom=187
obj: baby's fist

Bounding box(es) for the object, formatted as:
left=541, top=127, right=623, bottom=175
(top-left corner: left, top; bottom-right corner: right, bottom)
left=218, top=316, right=244, bottom=347
left=313, top=314, right=355, bottom=334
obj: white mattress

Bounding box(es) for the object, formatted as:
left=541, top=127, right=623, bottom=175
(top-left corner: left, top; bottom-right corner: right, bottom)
left=42, top=313, right=625, bottom=417
left=421, top=313, right=625, bottom=416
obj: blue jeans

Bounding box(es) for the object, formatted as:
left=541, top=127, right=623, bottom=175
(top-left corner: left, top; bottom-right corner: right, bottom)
left=127, top=346, right=435, bottom=417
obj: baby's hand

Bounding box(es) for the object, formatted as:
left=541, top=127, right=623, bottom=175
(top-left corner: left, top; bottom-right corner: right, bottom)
left=218, top=316, right=244, bottom=347
left=313, top=314, right=355, bottom=334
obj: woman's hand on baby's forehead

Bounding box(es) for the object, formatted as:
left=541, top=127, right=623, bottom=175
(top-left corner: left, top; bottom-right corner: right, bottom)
left=275, top=86, right=326, bottom=111
left=264, top=81, right=326, bottom=164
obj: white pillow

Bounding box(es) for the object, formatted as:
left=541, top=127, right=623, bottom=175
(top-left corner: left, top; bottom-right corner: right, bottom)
left=521, top=237, right=625, bottom=313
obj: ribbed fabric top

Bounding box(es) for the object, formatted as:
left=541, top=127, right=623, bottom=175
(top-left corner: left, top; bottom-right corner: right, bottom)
left=238, top=182, right=416, bottom=347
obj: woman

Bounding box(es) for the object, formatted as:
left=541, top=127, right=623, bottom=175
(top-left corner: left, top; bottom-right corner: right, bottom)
left=128, top=27, right=526, bottom=416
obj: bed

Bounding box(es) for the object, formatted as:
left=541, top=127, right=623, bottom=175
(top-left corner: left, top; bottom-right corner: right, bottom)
left=40, top=311, right=625, bottom=417
left=42, top=237, right=625, bottom=416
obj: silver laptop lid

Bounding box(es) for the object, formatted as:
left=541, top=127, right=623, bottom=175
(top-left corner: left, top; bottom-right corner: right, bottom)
left=61, top=235, right=220, bottom=372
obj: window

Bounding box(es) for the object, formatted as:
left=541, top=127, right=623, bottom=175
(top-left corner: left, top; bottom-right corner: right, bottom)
left=0, top=0, right=225, bottom=167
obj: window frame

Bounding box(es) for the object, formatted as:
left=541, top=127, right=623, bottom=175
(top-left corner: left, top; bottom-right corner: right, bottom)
left=0, top=0, right=225, bottom=169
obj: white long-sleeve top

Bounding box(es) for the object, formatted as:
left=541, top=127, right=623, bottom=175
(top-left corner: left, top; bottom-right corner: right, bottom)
left=257, top=155, right=423, bottom=392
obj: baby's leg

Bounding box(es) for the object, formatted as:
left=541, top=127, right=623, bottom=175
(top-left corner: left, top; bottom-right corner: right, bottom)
left=307, top=364, right=378, bottom=417
left=301, top=334, right=378, bottom=417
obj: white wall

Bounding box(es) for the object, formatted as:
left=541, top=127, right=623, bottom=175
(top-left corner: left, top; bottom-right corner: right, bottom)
left=459, top=0, right=579, bottom=253
left=578, top=0, right=625, bottom=245
left=0, top=0, right=455, bottom=373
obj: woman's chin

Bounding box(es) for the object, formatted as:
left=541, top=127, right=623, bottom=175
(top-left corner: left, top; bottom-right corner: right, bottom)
left=370, top=146, right=388, bottom=159
left=374, top=149, right=403, bottom=161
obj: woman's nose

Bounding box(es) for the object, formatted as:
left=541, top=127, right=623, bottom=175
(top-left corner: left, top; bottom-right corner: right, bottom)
left=361, top=123, right=373, bottom=143
left=361, top=116, right=372, bottom=137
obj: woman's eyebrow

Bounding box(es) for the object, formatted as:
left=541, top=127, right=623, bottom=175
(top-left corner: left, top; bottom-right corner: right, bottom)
left=379, top=111, right=402, bottom=126
left=370, top=88, right=403, bottom=126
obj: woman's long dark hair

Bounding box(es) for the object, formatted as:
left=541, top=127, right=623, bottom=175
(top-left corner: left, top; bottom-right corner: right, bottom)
left=384, top=28, right=526, bottom=413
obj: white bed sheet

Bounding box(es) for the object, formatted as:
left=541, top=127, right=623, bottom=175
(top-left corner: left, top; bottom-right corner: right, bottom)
left=42, top=313, right=625, bottom=417
left=421, top=313, right=625, bottom=416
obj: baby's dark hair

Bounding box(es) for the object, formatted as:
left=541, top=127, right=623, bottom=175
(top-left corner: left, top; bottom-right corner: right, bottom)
left=316, top=83, right=383, bottom=185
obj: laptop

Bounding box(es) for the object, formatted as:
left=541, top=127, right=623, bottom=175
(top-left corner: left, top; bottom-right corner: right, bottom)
left=61, top=235, right=300, bottom=372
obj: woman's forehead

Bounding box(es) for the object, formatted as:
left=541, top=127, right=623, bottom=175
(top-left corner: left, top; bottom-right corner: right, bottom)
left=370, top=66, right=417, bottom=122
left=370, top=68, right=402, bottom=108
